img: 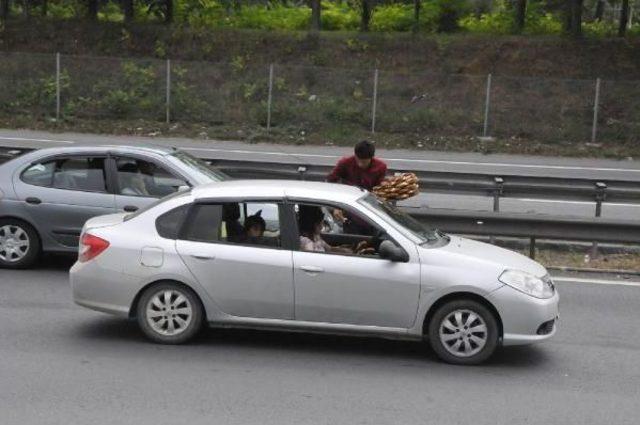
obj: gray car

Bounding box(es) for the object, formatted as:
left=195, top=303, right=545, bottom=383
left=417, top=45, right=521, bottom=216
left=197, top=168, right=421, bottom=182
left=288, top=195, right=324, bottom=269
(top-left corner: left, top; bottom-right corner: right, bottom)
left=71, top=180, right=559, bottom=365
left=0, top=145, right=226, bottom=268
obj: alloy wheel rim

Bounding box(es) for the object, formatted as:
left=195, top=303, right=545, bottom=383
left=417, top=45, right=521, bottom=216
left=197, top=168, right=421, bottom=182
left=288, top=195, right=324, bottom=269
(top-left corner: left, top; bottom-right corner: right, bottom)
left=146, top=289, right=193, bottom=337
left=439, top=309, right=488, bottom=358
left=0, top=225, right=30, bottom=262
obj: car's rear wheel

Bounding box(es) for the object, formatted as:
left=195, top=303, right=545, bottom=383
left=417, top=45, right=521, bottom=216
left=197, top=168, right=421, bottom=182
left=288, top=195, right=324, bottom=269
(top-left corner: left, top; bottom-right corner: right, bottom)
left=136, top=282, right=204, bottom=344
left=428, top=299, right=499, bottom=365
left=0, top=218, right=40, bottom=269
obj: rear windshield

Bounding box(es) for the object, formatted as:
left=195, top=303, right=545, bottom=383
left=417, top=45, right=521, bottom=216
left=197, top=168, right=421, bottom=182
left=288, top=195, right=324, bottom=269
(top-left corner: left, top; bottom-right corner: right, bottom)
left=123, top=188, right=192, bottom=221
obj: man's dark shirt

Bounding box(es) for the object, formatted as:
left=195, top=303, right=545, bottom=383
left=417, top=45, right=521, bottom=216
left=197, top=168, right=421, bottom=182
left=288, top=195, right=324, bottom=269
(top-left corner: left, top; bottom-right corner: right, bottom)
left=327, top=156, right=387, bottom=191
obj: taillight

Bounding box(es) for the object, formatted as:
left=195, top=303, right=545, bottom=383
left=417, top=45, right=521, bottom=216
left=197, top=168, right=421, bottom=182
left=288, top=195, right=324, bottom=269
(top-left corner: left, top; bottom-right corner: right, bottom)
left=78, top=233, right=110, bottom=263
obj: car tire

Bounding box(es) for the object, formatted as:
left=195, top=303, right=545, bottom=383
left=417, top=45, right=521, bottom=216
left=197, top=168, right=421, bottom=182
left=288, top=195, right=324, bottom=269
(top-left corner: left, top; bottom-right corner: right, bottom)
left=427, top=299, right=499, bottom=365
left=136, top=282, right=204, bottom=344
left=0, top=218, right=40, bottom=269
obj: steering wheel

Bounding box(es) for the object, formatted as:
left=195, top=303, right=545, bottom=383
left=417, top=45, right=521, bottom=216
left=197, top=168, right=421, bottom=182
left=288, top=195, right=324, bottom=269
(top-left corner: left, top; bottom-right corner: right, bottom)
left=371, top=229, right=387, bottom=251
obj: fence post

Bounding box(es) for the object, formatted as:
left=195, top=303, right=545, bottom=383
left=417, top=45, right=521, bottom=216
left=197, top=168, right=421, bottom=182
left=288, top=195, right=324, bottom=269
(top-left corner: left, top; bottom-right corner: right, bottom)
left=55, top=52, right=60, bottom=121
left=591, top=77, right=601, bottom=144
left=165, top=59, right=171, bottom=124
left=482, top=73, right=492, bottom=137
left=371, top=68, right=379, bottom=134
left=266, top=64, right=274, bottom=131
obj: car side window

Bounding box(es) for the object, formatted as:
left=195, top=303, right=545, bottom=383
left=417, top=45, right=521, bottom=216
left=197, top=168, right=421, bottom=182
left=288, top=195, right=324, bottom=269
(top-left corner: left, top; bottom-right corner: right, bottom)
left=182, top=202, right=282, bottom=248
left=155, top=204, right=190, bottom=239
left=52, top=157, right=107, bottom=192
left=295, top=202, right=383, bottom=257
left=22, top=156, right=107, bottom=192
left=116, top=158, right=188, bottom=198
left=21, top=157, right=108, bottom=192
left=21, top=161, right=56, bottom=187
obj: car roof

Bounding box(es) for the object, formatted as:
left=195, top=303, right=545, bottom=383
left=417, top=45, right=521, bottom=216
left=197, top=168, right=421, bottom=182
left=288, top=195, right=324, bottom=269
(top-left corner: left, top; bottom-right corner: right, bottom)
left=192, top=180, right=367, bottom=204
left=23, top=144, right=175, bottom=158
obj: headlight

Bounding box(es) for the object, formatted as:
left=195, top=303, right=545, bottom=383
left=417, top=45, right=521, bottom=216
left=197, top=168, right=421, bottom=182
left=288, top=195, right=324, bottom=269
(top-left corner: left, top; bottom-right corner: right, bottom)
left=498, top=270, right=555, bottom=299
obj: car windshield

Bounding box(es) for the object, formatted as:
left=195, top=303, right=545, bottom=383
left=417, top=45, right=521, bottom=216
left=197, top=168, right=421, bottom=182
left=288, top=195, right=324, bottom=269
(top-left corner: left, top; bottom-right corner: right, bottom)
left=169, top=150, right=228, bottom=182
left=359, top=193, right=441, bottom=244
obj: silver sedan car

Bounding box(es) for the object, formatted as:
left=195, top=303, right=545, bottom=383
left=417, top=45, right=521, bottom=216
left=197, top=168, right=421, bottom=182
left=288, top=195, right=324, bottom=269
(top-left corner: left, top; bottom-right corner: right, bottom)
left=71, top=180, right=559, bottom=365
left=0, top=145, right=225, bottom=268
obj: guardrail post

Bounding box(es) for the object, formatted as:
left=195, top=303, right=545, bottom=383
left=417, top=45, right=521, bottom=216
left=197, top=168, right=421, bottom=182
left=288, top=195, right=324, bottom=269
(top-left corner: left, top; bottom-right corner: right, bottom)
left=490, top=176, right=503, bottom=244
left=483, top=73, right=492, bottom=137
left=266, top=64, right=274, bottom=132
left=297, top=166, right=307, bottom=180
left=371, top=68, right=379, bottom=134
left=590, top=181, right=607, bottom=259
left=55, top=52, right=61, bottom=120
left=493, top=176, right=504, bottom=212
left=591, top=78, right=601, bottom=144
left=165, top=59, right=171, bottom=124
left=529, top=237, right=536, bottom=259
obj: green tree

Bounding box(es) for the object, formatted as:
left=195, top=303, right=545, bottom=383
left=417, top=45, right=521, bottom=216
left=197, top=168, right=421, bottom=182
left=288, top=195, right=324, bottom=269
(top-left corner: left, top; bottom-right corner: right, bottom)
left=123, top=0, right=134, bottom=23
left=514, top=0, right=527, bottom=33
left=1, top=0, right=10, bottom=21
left=361, top=0, right=371, bottom=31
left=87, top=0, right=98, bottom=20
left=564, top=0, right=583, bottom=37
left=594, top=0, right=604, bottom=20
left=618, top=0, right=630, bottom=36
left=310, top=0, right=321, bottom=30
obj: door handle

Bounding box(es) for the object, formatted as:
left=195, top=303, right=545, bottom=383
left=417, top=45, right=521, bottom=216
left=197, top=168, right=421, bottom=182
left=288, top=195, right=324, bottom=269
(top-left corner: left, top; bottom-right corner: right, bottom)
left=123, top=205, right=139, bottom=212
left=191, top=254, right=215, bottom=261
left=300, top=265, right=324, bottom=273
left=25, top=197, right=41, bottom=205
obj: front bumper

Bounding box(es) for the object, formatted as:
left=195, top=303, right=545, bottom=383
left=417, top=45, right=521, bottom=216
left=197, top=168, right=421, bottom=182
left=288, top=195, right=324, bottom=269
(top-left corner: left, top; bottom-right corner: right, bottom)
left=487, top=284, right=560, bottom=346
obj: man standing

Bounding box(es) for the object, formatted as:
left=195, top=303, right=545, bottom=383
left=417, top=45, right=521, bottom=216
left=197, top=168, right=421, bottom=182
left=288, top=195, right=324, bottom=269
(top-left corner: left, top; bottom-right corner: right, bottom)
left=327, top=140, right=387, bottom=235
left=327, top=140, right=387, bottom=191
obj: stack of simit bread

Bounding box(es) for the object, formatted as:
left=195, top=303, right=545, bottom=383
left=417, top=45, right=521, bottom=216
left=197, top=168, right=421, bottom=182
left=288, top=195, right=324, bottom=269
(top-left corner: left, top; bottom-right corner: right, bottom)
left=373, top=173, right=419, bottom=201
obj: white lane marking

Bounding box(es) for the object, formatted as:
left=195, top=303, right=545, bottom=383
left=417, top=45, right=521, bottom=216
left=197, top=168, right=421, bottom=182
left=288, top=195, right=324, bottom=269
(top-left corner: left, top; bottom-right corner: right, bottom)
left=0, top=136, right=75, bottom=144
left=553, top=276, right=640, bottom=287
left=2, top=135, right=640, bottom=175
left=513, top=198, right=640, bottom=207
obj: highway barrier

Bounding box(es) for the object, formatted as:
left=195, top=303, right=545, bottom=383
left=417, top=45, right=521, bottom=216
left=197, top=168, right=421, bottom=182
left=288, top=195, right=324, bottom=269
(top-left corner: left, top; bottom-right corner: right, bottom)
left=2, top=145, right=640, bottom=258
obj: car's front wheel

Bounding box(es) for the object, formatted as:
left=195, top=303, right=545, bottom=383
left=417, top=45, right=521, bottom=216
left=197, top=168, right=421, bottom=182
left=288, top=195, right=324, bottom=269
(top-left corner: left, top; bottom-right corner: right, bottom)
left=427, top=299, right=499, bottom=365
left=0, top=218, right=40, bottom=269
left=136, top=282, right=204, bottom=344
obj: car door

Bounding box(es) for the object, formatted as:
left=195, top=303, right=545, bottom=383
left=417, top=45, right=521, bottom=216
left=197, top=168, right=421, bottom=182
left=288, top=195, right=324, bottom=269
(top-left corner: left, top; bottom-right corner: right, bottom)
left=111, top=156, right=190, bottom=213
left=291, top=201, right=421, bottom=329
left=175, top=200, right=294, bottom=320
left=13, top=154, right=116, bottom=248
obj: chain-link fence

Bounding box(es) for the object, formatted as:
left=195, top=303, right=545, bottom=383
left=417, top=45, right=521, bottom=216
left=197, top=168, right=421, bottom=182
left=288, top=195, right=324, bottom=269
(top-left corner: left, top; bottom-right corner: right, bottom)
left=1, top=51, right=639, bottom=145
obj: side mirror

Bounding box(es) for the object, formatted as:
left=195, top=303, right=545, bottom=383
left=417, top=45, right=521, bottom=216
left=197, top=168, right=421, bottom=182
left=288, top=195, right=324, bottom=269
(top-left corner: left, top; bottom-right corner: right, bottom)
left=378, top=240, right=409, bottom=262
left=177, top=185, right=190, bottom=192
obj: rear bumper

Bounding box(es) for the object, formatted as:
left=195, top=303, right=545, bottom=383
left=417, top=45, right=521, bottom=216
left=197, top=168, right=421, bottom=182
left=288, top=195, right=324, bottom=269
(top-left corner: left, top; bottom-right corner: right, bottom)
left=487, top=285, right=559, bottom=346
left=70, top=259, right=138, bottom=318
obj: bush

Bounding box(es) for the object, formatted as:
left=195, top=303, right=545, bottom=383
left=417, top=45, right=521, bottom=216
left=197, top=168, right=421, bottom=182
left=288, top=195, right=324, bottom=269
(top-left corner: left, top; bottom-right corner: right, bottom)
left=459, top=0, right=561, bottom=35
left=583, top=20, right=617, bottom=37
left=321, top=1, right=359, bottom=30
left=371, top=4, right=414, bottom=32
left=225, top=4, right=311, bottom=31
left=368, top=0, right=467, bottom=33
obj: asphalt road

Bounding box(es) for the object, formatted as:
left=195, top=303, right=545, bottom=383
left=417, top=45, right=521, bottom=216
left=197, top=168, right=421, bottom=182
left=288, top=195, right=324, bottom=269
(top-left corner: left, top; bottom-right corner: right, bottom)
left=2, top=128, right=640, bottom=219
left=1, top=258, right=639, bottom=425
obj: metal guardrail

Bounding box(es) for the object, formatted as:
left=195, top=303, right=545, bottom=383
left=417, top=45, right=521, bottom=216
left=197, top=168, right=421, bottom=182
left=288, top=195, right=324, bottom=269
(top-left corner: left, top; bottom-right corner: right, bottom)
left=408, top=208, right=640, bottom=258
left=205, top=158, right=640, bottom=216
left=2, top=145, right=640, bottom=258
